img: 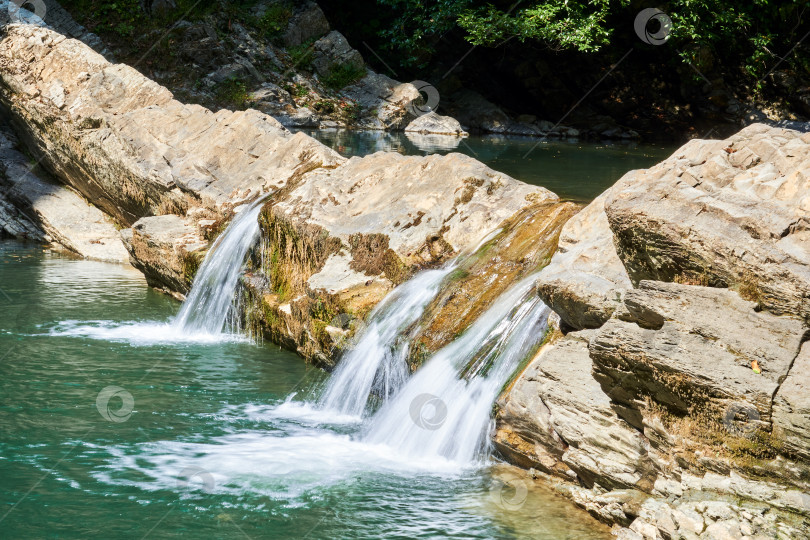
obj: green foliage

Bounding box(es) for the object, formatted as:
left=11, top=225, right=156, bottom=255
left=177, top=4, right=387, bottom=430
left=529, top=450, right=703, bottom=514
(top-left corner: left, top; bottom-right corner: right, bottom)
left=373, top=0, right=809, bottom=85
left=256, top=4, right=293, bottom=39
left=214, top=77, right=249, bottom=109
left=288, top=40, right=316, bottom=69
left=320, top=63, right=366, bottom=89
left=313, top=100, right=336, bottom=114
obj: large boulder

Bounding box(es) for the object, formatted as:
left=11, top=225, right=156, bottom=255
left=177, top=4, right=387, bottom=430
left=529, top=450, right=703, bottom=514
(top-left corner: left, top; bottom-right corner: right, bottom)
left=0, top=125, right=128, bottom=262
left=0, top=24, right=342, bottom=226
left=495, top=331, right=656, bottom=491
left=311, top=30, right=364, bottom=77
left=279, top=1, right=330, bottom=48
left=404, top=112, right=468, bottom=136
left=605, top=124, right=810, bottom=324
left=536, top=190, right=632, bottom=330
left=589, top=281, right=805, bottom=430
left=343, top=72, right=421, bottom=130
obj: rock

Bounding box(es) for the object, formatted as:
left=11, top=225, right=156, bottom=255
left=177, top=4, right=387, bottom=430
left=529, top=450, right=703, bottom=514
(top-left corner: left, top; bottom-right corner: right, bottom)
left=536, top=190, right=632, bottom=329
left=280, top=1, right=330, bottom=48
left=605, top=124, right=810, bottom=324
left=449, top=90, right=511, bottom=132
left=404, top=112, right=468, bottom=136
left=495, top=331, right=656, bottom=491
left=343, top=72, right=421, bottom=129
left=773, top=342, right=810, bottom=459
left=0, top=24, right=342, bottom=225
left=0, top=125, right=129, bottom=262
left=274, top=107, right=319, bottom=127
left=589, top=281, right=805, bottom=429
left=311, top=30, right=364, bottom=77
left=121, top=214, right=207, bottom=295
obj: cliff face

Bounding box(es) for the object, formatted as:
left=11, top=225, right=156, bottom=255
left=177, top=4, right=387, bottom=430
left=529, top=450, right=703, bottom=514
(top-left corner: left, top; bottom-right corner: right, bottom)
left=498, top=124, right=810, bottom=538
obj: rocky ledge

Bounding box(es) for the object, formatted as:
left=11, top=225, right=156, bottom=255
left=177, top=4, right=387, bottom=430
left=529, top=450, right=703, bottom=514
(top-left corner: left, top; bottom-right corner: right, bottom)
left=0, top=21, right=568, bottom=365
left=499, top=124, right=810, bottom=538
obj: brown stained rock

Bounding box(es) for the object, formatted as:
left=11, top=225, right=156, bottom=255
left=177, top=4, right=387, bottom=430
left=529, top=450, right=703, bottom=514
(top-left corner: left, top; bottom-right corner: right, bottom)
left=409, top=201, right=578, bottom=367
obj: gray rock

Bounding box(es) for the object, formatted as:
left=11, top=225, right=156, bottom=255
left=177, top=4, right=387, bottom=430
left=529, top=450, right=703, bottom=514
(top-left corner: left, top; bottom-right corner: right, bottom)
left=773, top=341, right=810, bottom=459
left=589, top=281, right=805, bottom=429
left=495, top=331, right=656, bottom=491
left=605, top=124, right=810, bottom=325
left=311, top=30, right=364, bottom=77
left=280, top=1, right=330, bottom=48
left=342, top=71, right=421, bottom=130
left=536, top=190, right=632, bottom=329
left=404, top=112, right=467, bottom=136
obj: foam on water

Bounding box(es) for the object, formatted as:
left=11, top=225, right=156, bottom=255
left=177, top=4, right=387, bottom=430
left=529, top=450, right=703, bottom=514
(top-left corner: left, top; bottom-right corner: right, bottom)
left=48, top=320, right=249, bottom=345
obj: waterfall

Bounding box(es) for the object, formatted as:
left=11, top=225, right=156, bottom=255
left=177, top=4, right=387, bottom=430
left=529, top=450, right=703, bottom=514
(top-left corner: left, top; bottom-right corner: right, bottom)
left=318, top=265, right=454, bottom=417
left=363, top=273, right=549, bottom=464
left=173, top=198, right=267, bottom=335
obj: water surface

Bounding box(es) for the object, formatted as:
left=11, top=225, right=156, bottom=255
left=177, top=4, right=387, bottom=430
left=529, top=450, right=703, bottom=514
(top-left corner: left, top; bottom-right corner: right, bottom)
left=299, top=129, right=674, bottom=202
left=0, top=242, right=610, bottom=539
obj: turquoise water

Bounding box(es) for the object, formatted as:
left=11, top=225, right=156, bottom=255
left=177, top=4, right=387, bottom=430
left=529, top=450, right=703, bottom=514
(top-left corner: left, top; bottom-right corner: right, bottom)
left=299, top=129, right=674, bottom=202
left=0, top=242, right=610, bottom=539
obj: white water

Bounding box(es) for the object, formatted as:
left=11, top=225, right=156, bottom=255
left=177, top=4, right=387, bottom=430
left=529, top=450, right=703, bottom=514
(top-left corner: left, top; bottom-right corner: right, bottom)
left=318, top=265, right=455, bottom=418
left=173, top=198, right=267, bottom=335
left=363, top=274, right=549, bottom=464
left=49, top=198, right=267, bottom=344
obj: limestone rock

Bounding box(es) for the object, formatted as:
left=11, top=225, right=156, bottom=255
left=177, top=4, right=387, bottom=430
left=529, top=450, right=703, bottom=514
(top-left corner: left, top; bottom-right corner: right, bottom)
left=589, top=281, right=806, bottom=429
left=605, top=124, right=810, bottom=324
left=273, top=151, right=554, bottom=267
left=0, top=125, right=128, bottom=262
left=495, top=331, right=656, bottom=491
left=343, top=72, right=422, bottom=130
left=773, top=341, right=810, bottom=459
left=536, top=190, right=632, bottom=329
left=121, top=214, right=207, bottom=295
left=0, top=24, right=342, bottom=226
left=404, top=112, right=468, bottom=136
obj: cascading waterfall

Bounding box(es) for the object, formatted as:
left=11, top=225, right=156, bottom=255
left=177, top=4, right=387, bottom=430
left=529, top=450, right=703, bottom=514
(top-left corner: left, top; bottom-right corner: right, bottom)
left=173, top=197, right=268, bottom=335
left=363, top=273, right=549, bottom=464
left=318, top=265, right=455, bottom=417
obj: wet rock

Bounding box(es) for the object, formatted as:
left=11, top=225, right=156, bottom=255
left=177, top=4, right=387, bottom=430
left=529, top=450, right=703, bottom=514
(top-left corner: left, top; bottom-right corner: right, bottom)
left=121, top=214, right=207, bottom=295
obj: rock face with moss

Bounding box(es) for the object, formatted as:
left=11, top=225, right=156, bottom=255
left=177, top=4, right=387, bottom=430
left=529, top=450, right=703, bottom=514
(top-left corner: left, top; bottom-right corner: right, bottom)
left=499, top=125, right=810, bottom=538
left=238, top=152, right=561, bottom=365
